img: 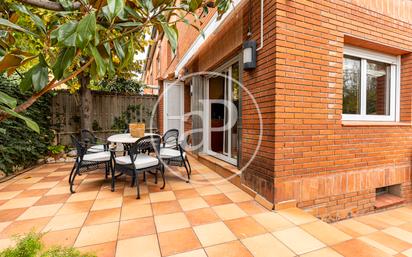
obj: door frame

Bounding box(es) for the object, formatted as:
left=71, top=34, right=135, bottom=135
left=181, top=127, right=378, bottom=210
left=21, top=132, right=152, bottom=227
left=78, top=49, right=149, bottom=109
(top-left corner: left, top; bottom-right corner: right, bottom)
left=203, top=56, right=240, bottom=166
left=163, top=80, right=184, bottom=139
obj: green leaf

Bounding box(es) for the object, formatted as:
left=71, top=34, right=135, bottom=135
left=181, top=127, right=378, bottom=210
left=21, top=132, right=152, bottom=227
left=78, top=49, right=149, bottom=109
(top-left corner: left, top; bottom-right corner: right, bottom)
left=20, top=55, right=49, bottom=92
left=113, top=39, right=125, bottom=60
left=0, top=128, right=5, bottom=134
left=114, top=21, right=143, bottom=28
left=76, top=12, right=96, bottom=48
left=0, top=91, right=17, bottom=109
left=52, top=47, right=76, bottom=79
left=89, top=45, right=106, bottom=78
left=188, top=0, right=202, bottom=11
left=160, top=22, right=178, bottom=53
left=104, top=0, right=125, bottom=21
left=0, top=18, right=38, bottom=37
left=58, top=0, right=74, bottom=10
left=0, top=54, right=22, bottom=73
left=52, top=21, right=78, bottom=47
left=13, top=4, right=46, bottom=34
left=0, top=106, right=40, bottom=133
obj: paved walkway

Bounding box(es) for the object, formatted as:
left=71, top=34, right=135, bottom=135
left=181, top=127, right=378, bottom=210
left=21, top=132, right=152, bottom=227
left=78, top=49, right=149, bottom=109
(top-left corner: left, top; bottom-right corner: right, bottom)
left=0, top=158, right=411, bottom=256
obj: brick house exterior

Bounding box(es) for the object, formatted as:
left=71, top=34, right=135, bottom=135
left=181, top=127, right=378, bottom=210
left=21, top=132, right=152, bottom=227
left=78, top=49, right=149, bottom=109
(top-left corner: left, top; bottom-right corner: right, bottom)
left=144, top=0, right=412, bottom=221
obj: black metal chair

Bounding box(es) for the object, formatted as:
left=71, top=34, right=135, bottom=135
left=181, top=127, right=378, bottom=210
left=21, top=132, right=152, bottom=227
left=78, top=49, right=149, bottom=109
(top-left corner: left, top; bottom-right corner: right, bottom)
left=159, top=129, right=192, bottom=182
left=112, top=135, right=163, bottom=199
left=69, top=135, right=113, bottom=193
left=81, top=129, right=109, bottom=153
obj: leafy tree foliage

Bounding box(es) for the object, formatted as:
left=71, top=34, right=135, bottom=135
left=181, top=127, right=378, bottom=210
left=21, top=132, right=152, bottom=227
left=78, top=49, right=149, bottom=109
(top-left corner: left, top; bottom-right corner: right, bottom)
left=94, top=76, right=144, bottom=94
left=0, top=74, right=53, bottom=174
left=0, top=0, right=232, bottom=123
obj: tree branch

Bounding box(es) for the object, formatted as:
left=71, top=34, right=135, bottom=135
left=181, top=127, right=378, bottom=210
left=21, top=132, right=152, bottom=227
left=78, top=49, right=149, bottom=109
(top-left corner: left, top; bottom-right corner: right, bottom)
left=16, top=0, right=81, bottom=11
left=0, top=58, right=94, bottom=122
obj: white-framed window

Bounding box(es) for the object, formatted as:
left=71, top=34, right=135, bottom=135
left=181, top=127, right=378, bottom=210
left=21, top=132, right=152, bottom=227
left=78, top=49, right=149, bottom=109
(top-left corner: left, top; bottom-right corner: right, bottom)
left=342, top=45, right=401, bottom=122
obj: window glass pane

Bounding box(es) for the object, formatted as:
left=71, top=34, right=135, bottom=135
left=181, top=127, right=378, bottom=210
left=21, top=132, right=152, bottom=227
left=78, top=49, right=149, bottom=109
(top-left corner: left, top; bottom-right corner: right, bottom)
left=366, top=60, right=391, bottom=115
left=343, top=56, right=361, bottom=114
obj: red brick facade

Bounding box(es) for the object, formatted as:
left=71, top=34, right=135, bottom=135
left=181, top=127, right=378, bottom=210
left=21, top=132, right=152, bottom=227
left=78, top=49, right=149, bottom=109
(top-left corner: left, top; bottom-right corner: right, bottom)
left=145, top=0, right=412, bottom=220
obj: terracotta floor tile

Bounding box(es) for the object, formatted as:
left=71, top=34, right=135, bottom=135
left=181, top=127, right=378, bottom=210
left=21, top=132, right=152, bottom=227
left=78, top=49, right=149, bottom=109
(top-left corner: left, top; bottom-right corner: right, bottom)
left=84, top=208, right=121, bottom=226
left=0, top=208, right=27, bottom=222
left=0, top=238, right=15, bottom=251
left=43, top=212, right=88, bottom=231
left=332, top=239, right=392, bottom=257
left=97, top=189, right=124, bottom=199
left=205, top=240, right=253, bottom=257
left=195, top=186, right=221, bottom=196
left=333, top=219, right=377, bottom=237
left=358, top=236, right=398, bottom=255
left=185, top=208, right=220, bottom=226
left=203, top=193, right=232, bottom=206
left=237, top=201, right=267, bottom=215
left=241, top=233, right=295, bottom=257
left=28, top=181, right=59, bottom=190
left=364, top=231, right=412, bottom=252
left=34, top=194, right=70, bottom=206
left=116, top=234, right=161, bottom=257
left=14, top=177, right=43, bottom=185
left=252, top=212, right=294, bottom=232
left=91, top=197, right=122, bottom=211
left=74, top=222, right=119, bottom=247
left=224, top=191, right=253, bottom=203
left=17, top=203, right=62, bottom=220
left=383, top=227, right=412, bottom=243
left=212, top=203, right=247, bottom=221
left=402, top=248, right=412, bottom=257
left=56, top=200, right=94, bottom=215
left=0, top=183, right=32, bottom=192
left=78, top=241, right=116, bottom=257
left=277, top=208, right=318, bottom=225
left=174, top=189, right=199, bottom=199
left=300, top=221, right=352, bottom=246
left=193, top=222, right=236, bottom=247
left=0, top=197, right=41, bottom=210
left=178, top=197, right=209, bottom=211
left=355, top=214, right=392, bottom=230
left=215, top=183, right=240, bottom=193
left=225, top=217, right=266, bottom=239
left=121, top=203, right=153, bottom=220
left=41, top=227, right=80, bottom=248
left=45, top=186, right=71, bottom=196
left=154, top=212, right=190, bottom=233
left=150, top=191, right=176, bottom=203
left=158, top=228, right=201, bottom=256
left=67, top=191, right=98, bottom=202
left=1, top=217, right=51, bottom=238
left=15, top=189, right=49, bottom=198
left=78, top=241, right=117, bottom=257
left=118, top=217, right=156, bottom=240
left=273, top=227, right=325, bottom=255
left=0, top=222, right=11, bottom=234
left=152, top=200, right=182, bottom=215
left=0, top=191, right=22, bottom=200
left=167, top=249, right=207, bottom=257
left=300, top=247, right=343, bottom=257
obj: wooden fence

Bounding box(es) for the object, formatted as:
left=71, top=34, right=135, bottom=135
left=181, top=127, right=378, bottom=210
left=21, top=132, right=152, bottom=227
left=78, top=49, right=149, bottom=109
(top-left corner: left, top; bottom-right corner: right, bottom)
left=51, top=91, right=158, bottom=145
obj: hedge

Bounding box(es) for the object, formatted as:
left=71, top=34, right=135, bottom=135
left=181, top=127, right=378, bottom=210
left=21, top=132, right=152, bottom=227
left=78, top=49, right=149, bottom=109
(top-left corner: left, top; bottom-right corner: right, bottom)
left=0, top=74, right=54, bottom=175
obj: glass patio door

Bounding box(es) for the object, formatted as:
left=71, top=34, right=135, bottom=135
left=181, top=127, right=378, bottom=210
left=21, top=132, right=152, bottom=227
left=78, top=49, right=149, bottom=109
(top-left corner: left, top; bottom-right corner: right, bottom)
left=207, top=62, right=239, bottom=165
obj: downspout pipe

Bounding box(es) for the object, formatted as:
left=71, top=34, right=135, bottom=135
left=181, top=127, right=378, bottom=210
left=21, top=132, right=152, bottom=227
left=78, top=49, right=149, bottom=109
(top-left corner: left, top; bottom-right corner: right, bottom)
left=256, top=0, right=264, bottom=51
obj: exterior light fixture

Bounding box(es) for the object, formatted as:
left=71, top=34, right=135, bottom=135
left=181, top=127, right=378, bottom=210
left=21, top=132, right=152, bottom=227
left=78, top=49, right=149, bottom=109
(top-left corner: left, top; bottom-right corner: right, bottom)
left=243, top=40, right=257, bottom=70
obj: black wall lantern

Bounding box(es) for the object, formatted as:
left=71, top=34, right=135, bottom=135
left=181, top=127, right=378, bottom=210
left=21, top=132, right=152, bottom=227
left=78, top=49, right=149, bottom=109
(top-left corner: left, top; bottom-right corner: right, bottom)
left=243, top=40, right=257, bottom=70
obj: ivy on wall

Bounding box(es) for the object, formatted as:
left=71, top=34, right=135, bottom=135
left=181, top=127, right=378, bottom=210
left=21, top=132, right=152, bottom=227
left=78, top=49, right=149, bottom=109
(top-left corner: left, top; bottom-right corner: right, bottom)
left=0, top=74, right=53, bottom=175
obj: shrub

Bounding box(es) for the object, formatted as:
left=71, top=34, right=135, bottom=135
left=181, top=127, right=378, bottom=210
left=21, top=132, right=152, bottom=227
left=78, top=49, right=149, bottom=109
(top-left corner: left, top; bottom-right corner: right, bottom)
left=0, top=232, right=96, bottom=257
left=0, top=74, right=54, bottom=175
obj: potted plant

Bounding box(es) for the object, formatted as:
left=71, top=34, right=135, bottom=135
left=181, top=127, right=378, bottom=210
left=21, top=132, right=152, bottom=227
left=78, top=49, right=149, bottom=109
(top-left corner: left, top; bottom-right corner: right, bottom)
left=47, top=145, right=66, bottom=160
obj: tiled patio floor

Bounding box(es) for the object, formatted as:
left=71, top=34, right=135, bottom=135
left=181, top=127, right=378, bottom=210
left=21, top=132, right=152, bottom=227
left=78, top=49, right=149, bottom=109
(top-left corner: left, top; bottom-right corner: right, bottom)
left=0, top=158, right=412, bottom=256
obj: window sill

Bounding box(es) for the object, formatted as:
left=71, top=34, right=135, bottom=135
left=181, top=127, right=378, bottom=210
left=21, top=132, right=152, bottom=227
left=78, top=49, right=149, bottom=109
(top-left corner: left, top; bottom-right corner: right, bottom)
left=342, top=121, right=412, bottom=127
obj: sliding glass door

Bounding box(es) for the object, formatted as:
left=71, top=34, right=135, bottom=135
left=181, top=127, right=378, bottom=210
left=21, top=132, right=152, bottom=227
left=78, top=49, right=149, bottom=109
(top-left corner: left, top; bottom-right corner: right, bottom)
left=206, top=61, right=239, bottom=165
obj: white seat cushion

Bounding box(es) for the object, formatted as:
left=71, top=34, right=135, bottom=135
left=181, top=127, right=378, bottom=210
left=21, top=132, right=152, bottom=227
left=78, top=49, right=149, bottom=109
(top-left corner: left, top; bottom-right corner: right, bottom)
left=83, top=151, right=111, bottom=162
left=88, top=144, right=106, bottom=153
left=115, top=154, right=159, bottom=169
left=160, top=148, right=185, bottom=159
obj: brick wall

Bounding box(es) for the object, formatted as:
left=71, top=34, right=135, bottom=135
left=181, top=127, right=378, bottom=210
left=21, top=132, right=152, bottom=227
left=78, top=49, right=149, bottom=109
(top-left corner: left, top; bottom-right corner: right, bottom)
left=274, top=0, right=412, bottom=220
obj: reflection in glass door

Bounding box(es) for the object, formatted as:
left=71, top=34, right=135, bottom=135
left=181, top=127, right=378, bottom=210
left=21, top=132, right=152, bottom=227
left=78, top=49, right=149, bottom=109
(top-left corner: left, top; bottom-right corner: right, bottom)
left=207, top=62, right=239, bottom=165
